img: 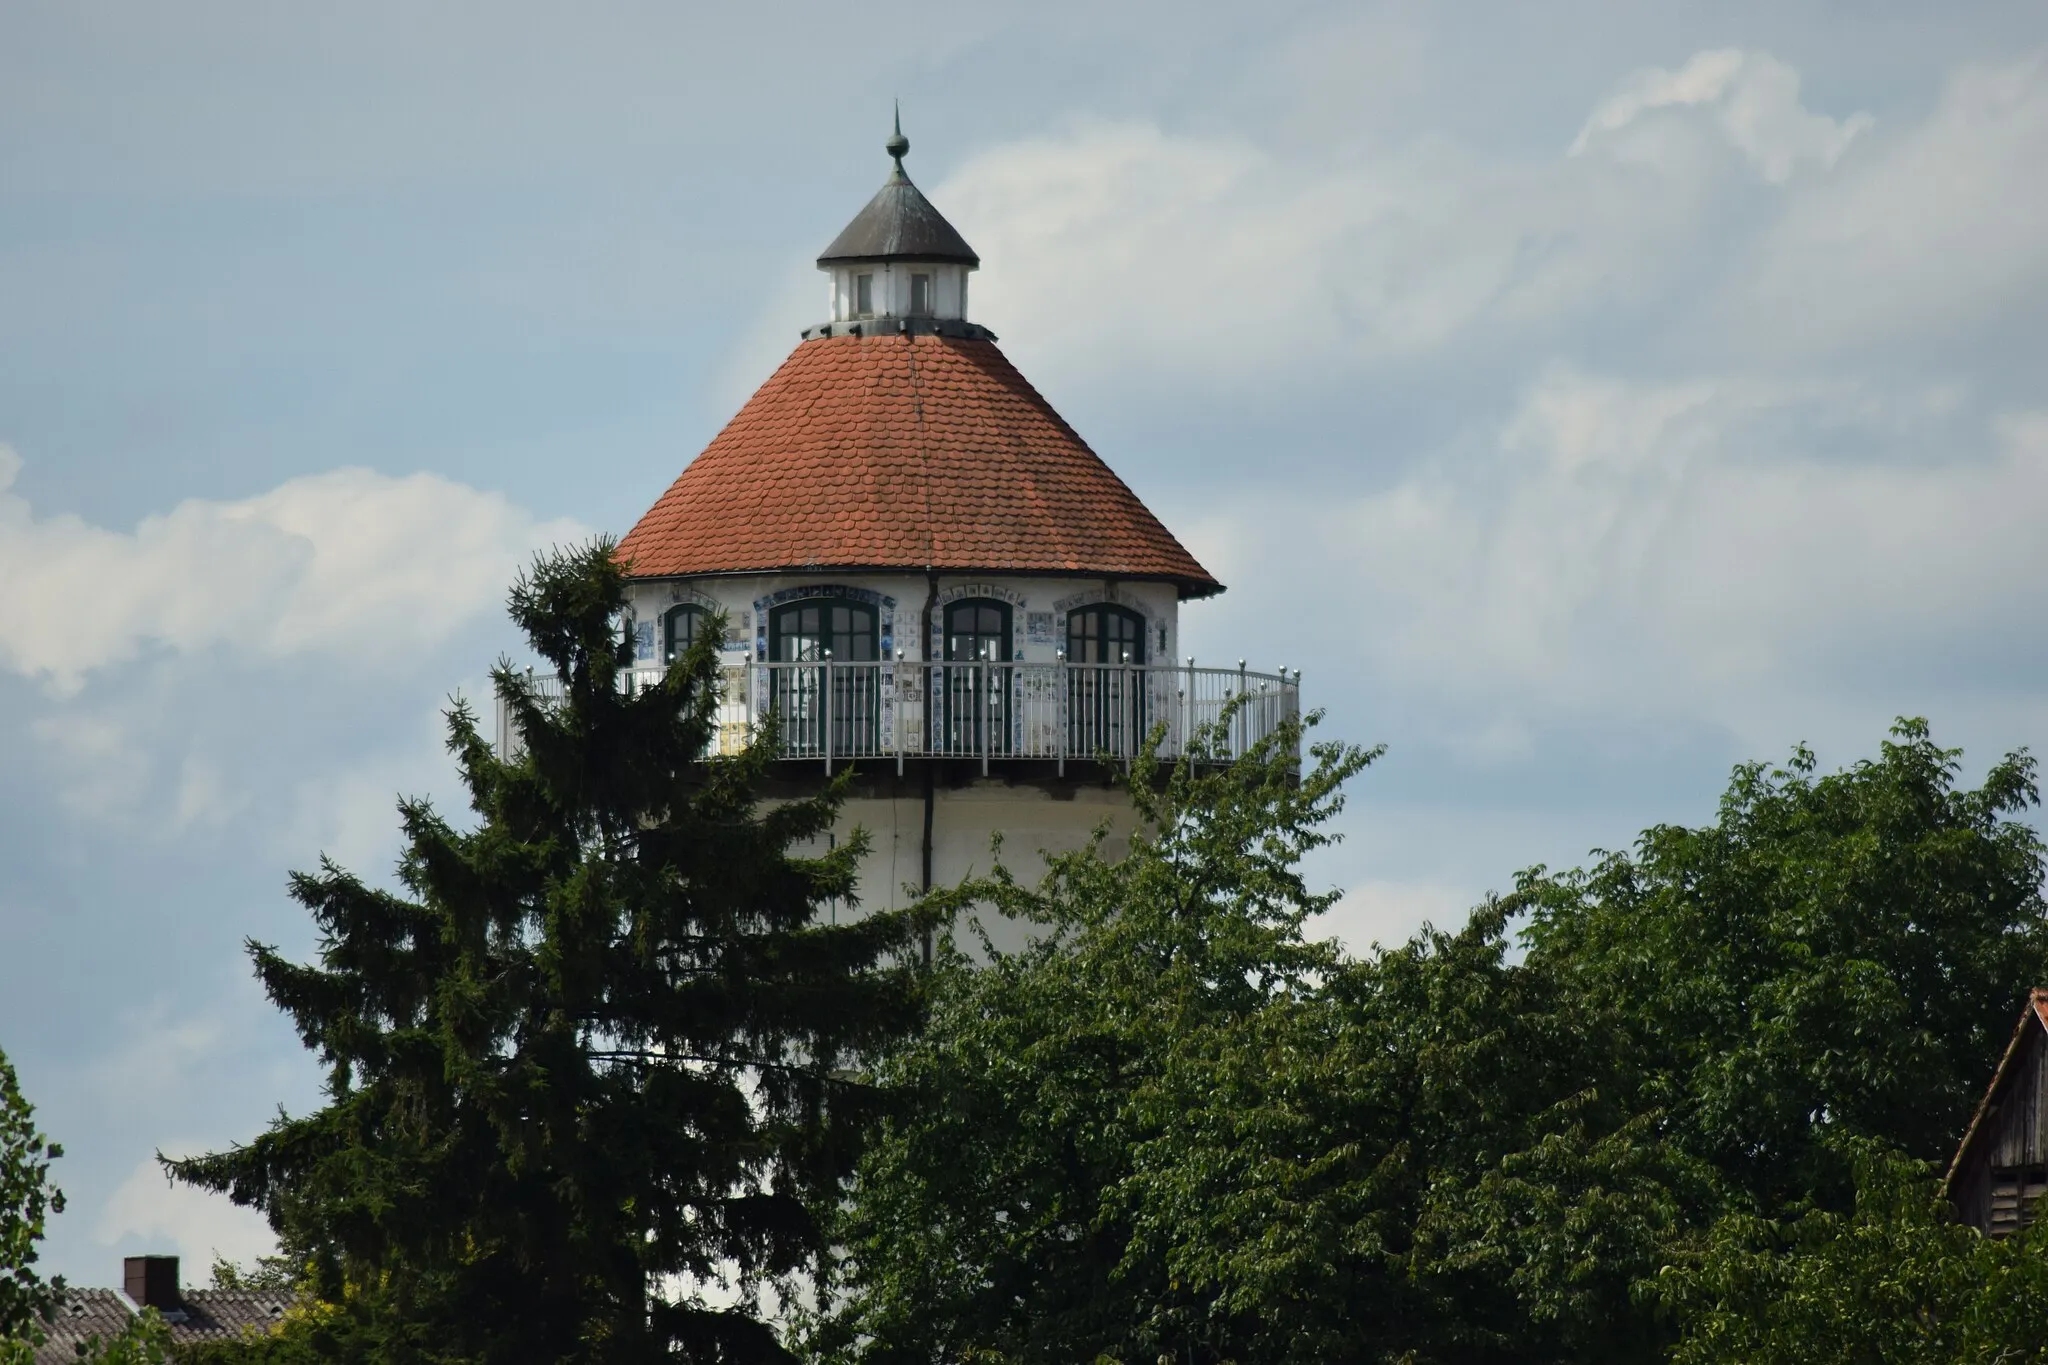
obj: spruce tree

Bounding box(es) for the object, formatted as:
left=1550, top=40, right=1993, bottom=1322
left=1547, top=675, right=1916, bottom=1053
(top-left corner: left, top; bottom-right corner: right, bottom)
left=171, top=541, right=929, bottom=1364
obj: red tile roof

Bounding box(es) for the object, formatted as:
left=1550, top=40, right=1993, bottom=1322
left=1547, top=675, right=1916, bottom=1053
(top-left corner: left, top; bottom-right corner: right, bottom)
left=617, top=333, right=1221, bottom=598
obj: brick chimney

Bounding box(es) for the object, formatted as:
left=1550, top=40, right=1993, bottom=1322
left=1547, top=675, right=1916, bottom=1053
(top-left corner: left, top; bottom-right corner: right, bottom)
left=123, top=1255, right=180, bottom=1311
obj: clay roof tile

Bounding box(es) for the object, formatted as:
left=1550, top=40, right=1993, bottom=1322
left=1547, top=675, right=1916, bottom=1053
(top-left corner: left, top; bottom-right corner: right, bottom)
left=618, top=334, right=1220, bottom=597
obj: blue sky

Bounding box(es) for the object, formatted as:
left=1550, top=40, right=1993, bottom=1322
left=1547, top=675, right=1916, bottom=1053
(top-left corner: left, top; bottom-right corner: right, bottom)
left=3, top=0, right=2046, bottom=1283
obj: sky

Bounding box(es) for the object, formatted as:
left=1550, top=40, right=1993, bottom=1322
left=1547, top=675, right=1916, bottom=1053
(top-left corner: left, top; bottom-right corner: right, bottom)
left=2, top=0, right=2046, bottom=1285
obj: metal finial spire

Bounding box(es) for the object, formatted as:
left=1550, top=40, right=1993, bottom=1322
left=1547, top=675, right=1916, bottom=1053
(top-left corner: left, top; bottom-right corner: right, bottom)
left=885, top=101, right=910, bottom=176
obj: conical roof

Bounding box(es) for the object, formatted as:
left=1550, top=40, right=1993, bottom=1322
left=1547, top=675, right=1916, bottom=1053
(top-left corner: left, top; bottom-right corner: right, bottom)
left=816, top=173, right=979, bottom=266
left=816, top=111, right=979, bottom=266
left=617, top=332, right=1221, bottom=598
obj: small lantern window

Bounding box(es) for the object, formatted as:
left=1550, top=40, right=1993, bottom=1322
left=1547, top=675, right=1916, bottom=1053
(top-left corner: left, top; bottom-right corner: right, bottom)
left=910, top=273, right=933, bottom=316
left=854, top=272, right=874, bottom=317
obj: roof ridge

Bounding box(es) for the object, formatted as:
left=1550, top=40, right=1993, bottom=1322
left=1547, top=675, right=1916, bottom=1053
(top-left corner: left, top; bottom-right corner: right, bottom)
left=905, top=335, right=937, bottom=570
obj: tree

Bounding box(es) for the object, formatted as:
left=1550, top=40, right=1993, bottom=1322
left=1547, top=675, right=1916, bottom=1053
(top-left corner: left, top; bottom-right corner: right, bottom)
left=1, top=1046, right=172, bottom=1365
left=814, top=716, right=1702, bottom=1365
left=1658, top=1144, right=2048, bottom=1364
left=169, top=541, right=931, bottom=1364
left=811, top=714, right=1373, bottom=1364
left=1518, top=719, right=2048, bottom=1213
left=0, top=1044, right=63, bottom=1362
left=823, top=719, right=2048, bottom=1363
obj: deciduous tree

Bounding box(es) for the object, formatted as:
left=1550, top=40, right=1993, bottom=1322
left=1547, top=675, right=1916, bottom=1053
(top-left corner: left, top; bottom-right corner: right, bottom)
left=1519, top=719, right=2048, bottom=1212
left=815, top=718, right=1701, bottom=1364
left=1659, top=1145, right=2048, bottom=1364
left=1, top=1047, right=171, bottom=1364
left=0, top=1045, right=63, bottom=1363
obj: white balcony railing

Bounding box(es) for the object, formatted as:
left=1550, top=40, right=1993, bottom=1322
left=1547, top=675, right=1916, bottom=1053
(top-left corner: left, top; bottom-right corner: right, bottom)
left=496, top=660, right=1300, bottom=774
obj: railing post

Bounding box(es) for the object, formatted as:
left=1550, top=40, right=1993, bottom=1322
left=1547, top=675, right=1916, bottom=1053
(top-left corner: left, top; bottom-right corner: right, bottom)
left=823, top=657, right=833, bottom=775
left=1288, top=667, right=1301, bottom=770
left=1237, top=659, right=1248, bottom=758
left=1182, top=656, right=1193, bottom=759
left=895, top=651, right=905, bottom=777
left=1056, top=652, right=1067, bottom=778
left=1122, top=663, right=1133, bottom=772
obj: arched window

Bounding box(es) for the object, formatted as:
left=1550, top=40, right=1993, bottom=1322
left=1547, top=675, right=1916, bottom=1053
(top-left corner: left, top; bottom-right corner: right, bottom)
left=1065, top=603, right=1146, bottom=665
left=945, top=599, right=1012, bottom=663
left=1066, top=603, right=1148, bottom=757
left=663, top=603, right=708, bottom=663
left=768, top=598, right=879, bottom=756
left=943, top=599, right=1012, bottom=754
left=770, top=599, right=877, bottom=662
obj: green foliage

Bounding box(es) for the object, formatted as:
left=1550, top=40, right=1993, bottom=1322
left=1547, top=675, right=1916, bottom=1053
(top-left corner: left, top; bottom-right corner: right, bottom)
left=1326, top=912, right=1707, bottom=1363
left=816, top=715, right=1705, bottom=1364
left=1519, top=719, right=2048, bottom=1211
left=0, top=1049, right=172, bottom=1365
left=0, top=1045, right=62, bottom=1362
left=168, top=540, right=931, bottom=1364
left=77, top=1310, right=174, bottom=1365
left=1659, top=1145, right=2048, bottom=1363
left=206, top=1254, right=303, bottom=1294
left=822, top=717, right=2048, bottom=1363
left=814, top=715, right=1371, bottom=1364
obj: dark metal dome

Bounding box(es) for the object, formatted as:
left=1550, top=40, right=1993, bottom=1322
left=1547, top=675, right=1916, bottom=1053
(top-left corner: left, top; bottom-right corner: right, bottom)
left=816, top=113, right=979, bottom=267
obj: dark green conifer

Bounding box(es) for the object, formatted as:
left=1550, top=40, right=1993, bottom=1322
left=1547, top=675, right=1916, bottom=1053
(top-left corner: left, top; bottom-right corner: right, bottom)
left=170, top=540, right=929, bottom=1364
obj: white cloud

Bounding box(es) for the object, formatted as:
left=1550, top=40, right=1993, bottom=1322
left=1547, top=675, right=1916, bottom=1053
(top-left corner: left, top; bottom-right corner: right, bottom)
left=943, top=120, right=1712, bottom=392
left=1572, top=48, right=1872, bottom=182
left=97, top=1155, right=276, bottom=1271
left=1190, top=370, right=2048, bottom=751
left=923, top=48, right=2048, bottom=420
left=1731, top=52, right=2048, bottom=353
left=937, top=50, right=1875, bottom=395
left=0, top=447, right=585, bottom=692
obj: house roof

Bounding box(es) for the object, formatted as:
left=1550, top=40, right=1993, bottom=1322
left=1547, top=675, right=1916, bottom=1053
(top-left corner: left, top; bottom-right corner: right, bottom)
left=616, top=332, right=1222, bottom=598
left=1943, top=987, right=2048, bottom=1195
left=36, top=1289, right=135, bottom=1360
left=34, top=1288, right=292, bottom=1361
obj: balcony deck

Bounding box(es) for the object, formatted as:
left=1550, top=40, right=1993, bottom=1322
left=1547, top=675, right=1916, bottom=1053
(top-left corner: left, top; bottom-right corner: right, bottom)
left=496, top=660, right=1299, bottom=774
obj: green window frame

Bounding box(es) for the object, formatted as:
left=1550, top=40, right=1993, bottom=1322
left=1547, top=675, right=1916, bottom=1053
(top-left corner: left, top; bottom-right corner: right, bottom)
left=944, top=599, right=1012, bottom=663
left=1065, top=603, right=1147, bottom=665
left=942, top=599, right=1013, bottom=755
left=1066, top=603, right=1147, bottom=758
left=767, top=598, right=880, bottom=757
left=663, top=603, right=708, bottom=663
left=769, top=599, right=879, bottom=662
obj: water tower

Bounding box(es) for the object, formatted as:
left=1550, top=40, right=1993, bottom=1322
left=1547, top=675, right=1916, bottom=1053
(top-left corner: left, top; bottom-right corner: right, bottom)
left=565, top=119, right=1297, bottom=916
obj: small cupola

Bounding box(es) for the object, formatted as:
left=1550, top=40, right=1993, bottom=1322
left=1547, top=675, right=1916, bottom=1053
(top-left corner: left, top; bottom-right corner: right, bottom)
left=815, top=109, right=978, bottom=327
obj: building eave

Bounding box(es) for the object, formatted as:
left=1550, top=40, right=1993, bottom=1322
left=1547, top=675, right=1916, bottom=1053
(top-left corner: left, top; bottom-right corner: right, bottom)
left=619, top=560, right=1226, bottom=601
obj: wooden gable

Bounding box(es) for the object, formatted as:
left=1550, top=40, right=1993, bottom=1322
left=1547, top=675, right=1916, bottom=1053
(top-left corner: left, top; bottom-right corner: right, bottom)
left=1946, top=990, right=2048, bottom=1237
